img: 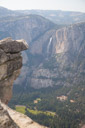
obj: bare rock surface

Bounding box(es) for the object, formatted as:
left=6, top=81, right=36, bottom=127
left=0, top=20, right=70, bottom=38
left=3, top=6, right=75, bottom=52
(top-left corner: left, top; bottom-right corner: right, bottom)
left=0, top=37, right=28, bottom=53
left=0, top=103, right=19, bottom=128
left=0, top=38, right=28, bottom=65
left=1, top=102, right=47, bottom=128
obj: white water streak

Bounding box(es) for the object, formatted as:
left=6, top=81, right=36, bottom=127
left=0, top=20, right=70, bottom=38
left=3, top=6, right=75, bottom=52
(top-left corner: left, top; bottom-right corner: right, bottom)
left=47, top=37, right=52, bottom=53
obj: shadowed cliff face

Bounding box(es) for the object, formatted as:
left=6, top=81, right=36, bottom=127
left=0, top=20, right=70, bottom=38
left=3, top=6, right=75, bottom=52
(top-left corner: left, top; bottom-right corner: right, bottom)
left=0, top=58, right=22, bottom=104
left=0, top=37, right=28, bottom=104
left=0, top=63, right=21, bottom=128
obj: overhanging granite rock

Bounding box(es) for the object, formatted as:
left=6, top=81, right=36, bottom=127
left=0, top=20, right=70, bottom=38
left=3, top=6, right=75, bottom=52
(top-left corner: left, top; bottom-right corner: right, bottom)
left=0, top=37, right=28, bottom=53
left=0, top=37, right=28, bottom=65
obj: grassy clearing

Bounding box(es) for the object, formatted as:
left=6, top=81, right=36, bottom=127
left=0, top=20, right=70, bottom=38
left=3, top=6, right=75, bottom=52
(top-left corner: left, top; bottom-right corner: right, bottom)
left=15, top=106, right=55, bottom=117
left=27, top=108, right=55, bottom=116
left=16, top=106, right=26, bottom=114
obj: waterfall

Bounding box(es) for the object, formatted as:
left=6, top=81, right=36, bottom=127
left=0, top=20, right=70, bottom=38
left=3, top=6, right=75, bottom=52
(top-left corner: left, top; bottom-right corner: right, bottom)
left=47, top=37, right=52, bottom=54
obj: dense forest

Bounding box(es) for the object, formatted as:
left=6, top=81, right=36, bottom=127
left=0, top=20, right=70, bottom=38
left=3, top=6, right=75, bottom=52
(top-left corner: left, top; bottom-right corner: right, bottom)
left=9, top=82, right=85, bottom=128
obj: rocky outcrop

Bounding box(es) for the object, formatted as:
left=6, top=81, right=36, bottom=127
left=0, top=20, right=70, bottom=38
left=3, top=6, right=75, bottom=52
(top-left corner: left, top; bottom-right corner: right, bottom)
left=0, top=38, right=28, bottom=53
left=0, top=38, right=46, bottom=128
left=1, top=102, right=47, bottom=128
left=0, top=103, right=19, bottom=128
left=0, top=37, right=28, bottom=65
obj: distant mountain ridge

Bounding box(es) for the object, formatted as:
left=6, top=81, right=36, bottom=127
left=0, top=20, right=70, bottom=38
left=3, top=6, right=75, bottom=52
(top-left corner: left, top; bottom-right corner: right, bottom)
left=17, top=9, right=85, bottom=24
left=0, top=6, right=85, bottom=24
left=0, top=14, right=57, bottom=42
left=0, top=6, right=21, bottom=17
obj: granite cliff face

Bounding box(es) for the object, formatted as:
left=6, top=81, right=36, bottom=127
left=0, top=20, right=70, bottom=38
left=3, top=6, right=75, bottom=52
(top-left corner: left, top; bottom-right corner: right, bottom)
left=28, top=22, right=85, bottom=88
left=55, top=23, right=85, bottom=54
left=0, top=38, right=46, bottom=128
left=9, top=22, right=85, bottom=89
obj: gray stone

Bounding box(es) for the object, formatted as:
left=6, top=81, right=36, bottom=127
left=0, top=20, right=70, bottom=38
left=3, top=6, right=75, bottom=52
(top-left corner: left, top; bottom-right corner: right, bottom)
left=0, top=49, right=8, bottom=65
left=0, top=103, right=19, bottom=128
left=0, top=37, right=28, bottom=53
left=0, top=57, right=22, bottom=81
left=0, top=49, right=21, bottom=65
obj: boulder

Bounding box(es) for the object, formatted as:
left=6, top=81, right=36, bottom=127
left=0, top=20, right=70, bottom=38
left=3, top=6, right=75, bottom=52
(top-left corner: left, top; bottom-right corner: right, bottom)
left=0, top=37, right=28, bottom=65
left=0, top=37, right=28, bottom=53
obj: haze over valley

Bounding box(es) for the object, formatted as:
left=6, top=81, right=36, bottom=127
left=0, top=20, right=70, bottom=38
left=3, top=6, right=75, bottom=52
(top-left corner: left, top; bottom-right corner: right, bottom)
left=0, top=5, right=85, bottom=128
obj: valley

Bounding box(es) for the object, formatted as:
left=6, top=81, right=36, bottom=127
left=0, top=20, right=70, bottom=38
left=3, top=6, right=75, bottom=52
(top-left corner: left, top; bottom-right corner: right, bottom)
left=0, top=6, right=85, bottom=128
left=9, top=83, right=85, bottom=127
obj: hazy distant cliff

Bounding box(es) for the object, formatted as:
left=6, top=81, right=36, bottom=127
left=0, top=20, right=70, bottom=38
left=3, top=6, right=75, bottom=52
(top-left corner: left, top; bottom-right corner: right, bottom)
left=29, top=22, right=85, bottom=88
left=0, top=14, right=56, bottom=42
left=1, top=6, right=85, bottom=24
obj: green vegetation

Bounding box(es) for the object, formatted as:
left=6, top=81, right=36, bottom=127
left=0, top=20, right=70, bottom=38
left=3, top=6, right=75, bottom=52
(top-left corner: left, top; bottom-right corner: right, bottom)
left=9, top=82, right=85, bottom=128
left=16, top=106, right=26, bottom=114
left=15, top=106, right=55, bottom=117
